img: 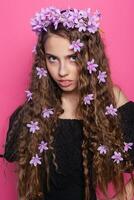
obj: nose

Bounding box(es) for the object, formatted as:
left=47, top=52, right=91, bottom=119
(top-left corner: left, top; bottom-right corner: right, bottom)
left=58, top=61, right=69, bottom=77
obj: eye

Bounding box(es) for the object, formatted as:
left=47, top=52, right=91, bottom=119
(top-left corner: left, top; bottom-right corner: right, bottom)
left=47, top=55, right=57, bottom=63
left=70, top=55, right=78, bottom=62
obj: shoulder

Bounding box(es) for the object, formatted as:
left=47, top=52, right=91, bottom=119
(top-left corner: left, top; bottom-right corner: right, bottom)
left=113, top=85, right=129, bottom=109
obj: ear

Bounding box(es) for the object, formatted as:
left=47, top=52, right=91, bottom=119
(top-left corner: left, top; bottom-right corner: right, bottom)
left=113, top=85, right=129, bottom=108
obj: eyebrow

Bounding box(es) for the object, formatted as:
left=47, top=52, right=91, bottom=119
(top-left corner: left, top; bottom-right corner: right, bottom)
left=45, top=53, right=77, bottom=59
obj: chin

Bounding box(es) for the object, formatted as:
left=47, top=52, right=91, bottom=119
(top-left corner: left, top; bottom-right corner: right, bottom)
left=61, top=86, right=78, bottom=92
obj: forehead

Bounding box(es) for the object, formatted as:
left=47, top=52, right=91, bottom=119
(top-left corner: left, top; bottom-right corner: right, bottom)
left=44, top=34, right=73, bottom=55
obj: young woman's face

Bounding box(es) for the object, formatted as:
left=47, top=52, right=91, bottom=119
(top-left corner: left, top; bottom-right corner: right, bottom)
left=44, top=34, right=80, bottom=92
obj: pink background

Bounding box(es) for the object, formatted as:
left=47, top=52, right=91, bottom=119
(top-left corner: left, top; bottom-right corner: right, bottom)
left=0, top=0, right=134, bottom=199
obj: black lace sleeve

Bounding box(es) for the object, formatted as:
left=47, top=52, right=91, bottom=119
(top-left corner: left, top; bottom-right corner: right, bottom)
left=3, top=105, right=23, bottom=162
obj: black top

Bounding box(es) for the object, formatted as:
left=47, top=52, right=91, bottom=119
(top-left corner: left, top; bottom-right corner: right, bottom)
left=1, top=101, right=134, bottom=200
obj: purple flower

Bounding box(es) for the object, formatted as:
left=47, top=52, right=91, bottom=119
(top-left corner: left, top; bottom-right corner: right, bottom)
left=97, top=70, right=107, bottom=83
left=25, top=90, right=32, bottom=101
left=111, top=151, right=123, bottom=164
left=32, top=45, right=37, bottom=54
left=69, top=39, right=84, bottom=52
left=105, top=104, right=117, bottom=116
left=87, top=59, right=98, bottom=74
left=97, top=145, right=107, bottom=154
left=29, top=154, right=42, bottom=166
left=38, top=141, right=48, bottom=153
left=36, top=67, right=47, bottom=79
left=42, top=108, right=54, bottom=118
left=26, top=121, right=40, bottom=133
left=87, top=11, right=100, bottom=33
left=75, top=19, right=87, bottom=32
left=84, top=94, right=94, bottom=105
left=123, top=142, right=133, bottom=152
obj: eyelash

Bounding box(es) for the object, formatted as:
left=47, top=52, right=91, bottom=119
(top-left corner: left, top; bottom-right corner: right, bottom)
left=47, top=55, right=77, bottom=63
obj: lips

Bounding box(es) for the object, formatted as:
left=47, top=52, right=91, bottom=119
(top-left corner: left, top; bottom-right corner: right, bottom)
left=58, top=80, right=73, bottom=87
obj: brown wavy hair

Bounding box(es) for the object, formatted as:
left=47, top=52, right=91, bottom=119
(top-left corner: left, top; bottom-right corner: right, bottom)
left=10, top=22, right=134, bottom=200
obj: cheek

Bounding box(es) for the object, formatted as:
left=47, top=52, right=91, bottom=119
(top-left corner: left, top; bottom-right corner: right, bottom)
left=46, top=65, right=57, bottom=79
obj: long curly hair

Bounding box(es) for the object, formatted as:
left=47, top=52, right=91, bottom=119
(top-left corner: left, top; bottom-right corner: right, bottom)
left=10, top=22, right=133, bottom=200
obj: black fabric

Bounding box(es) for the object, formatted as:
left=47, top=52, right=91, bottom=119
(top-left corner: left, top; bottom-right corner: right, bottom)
left=2, top=101, right=134, bottom=200
left=3, top=105, right=23, bottom=162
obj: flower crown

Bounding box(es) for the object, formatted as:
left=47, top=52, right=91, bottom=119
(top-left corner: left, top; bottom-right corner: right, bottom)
left=30, top=6, right=101, bottom=34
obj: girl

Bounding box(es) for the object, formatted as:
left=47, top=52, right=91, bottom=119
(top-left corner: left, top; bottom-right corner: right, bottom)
left=2, top=7, right=134, bottom=200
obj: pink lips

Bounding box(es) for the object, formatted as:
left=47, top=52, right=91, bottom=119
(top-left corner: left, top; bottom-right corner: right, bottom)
left=58, top=80, right=73, bottom=87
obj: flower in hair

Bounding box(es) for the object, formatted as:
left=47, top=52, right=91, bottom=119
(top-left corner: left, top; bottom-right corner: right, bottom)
left=26, top=121, right=40, bottom=133
left=32, top=45, right=37, bottom=54
left=123, top=142, right=133, bottom=152
left=75, top=19, right=87, bottom=32
left=38, top=141, right=48, bottom=153
left=97, top=145, right=107, bottom=154
left=87, top=59, right=98, bottom=74
left=97, top=70, right=107, bottom=83
left=30, top=154, right=42, bottom=166
left=111, top=151, right=123, bottom=164
left=69, top=39, right=84, bottom=52
left=87, top=12, right=100, bottom=33
left=42, top=108, right=54, bottom=118
left=30, top=7, right=101, bottom=34
left=84, top=93, right=94, bottom=105
left=25, top=90, right=33, bottom=101
left=36, top=67, right=47, bottom=79
left=105, top=104, right=117, bottom=116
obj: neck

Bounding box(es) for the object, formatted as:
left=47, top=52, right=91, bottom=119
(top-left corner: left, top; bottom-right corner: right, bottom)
left=60, top=91, right=81, bottom=119
left=61, top=90, right=80, bottom=103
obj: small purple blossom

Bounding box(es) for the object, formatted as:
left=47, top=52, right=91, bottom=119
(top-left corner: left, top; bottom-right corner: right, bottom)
left=30, top=154, right=42, bottom=166
left=111, top=151, right=123, bottom=164
left=25, top=90, right=32, bottom=101
left=123, top=142, right=133, bottom=152
left=97, top=70, right=107, bottom=83
left=87, top=59, right=98, bottom=74
left=69, top=39, right=84, bottom=52
left=42, top=108, right=54, bottom=118
left=36, top=67, right=47, bottom=79
left=87, top=11, right=101, bottom=33
left=84, top=94, right=94, bottom=105
left=75, top=19, right=87, bottom=32
left=38, top=141, right=48, bottom=153
left=97, top=145, right=107, bottom=154
left=32, top=45, right=37, bottom=54
left=105, top=104, right=117, bottom=116
left=26, top=121, right=40, bottom=133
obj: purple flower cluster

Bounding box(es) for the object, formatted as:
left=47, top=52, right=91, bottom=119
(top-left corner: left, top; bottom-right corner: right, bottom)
left=97, top=141, right=133, bottom=164
left=86, top=59, right=107, bottom=83
left=30, top=140, right=49, bottom=166
left=30, top=7, right=101, bottom=34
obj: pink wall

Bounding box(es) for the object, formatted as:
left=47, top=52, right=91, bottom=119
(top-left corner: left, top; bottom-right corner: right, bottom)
left=0, top=0, right=134, bottom=199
